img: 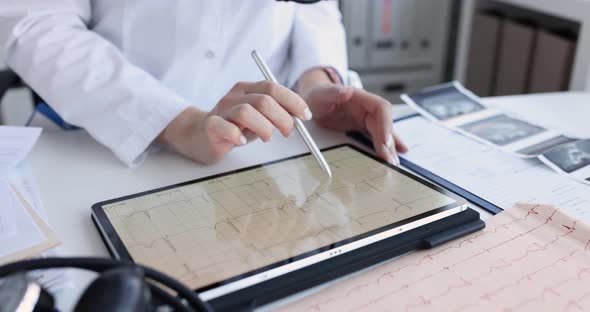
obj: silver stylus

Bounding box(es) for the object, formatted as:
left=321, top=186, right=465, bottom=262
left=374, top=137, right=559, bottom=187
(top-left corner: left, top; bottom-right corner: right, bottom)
left=251, top=50, right=333, bottom=178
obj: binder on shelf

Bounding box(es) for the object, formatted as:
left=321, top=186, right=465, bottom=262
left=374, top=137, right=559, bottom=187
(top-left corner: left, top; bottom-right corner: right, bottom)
left=343, top=0, right=369, bottom=70
left=465, top=12, right=503, bottom=97
left=493, top=19, right=537, bottom=96
left=368, top=0, right=399, bottom=68
left=528, top=29, right=576, bottom=93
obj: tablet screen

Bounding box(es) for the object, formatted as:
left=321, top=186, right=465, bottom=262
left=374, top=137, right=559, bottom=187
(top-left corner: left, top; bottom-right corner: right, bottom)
left=93, top=145, right=464, bottom=299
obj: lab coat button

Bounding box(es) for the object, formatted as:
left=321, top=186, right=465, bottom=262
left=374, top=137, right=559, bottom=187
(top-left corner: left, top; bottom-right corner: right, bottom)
left=205, top=50, right=215, bottom=59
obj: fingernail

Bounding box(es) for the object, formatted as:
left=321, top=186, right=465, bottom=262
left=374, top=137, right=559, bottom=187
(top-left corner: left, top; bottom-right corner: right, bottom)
left=385, top=134, right=394, bottom=148
left=382, top=144, right=394, bottom=165
left=389, top=145, right=400, bottom=165
left=239, top=135, right=247, bottom=145
left=393, top=153, right=400, bottom=167
left=303, top=108, right=313, bottom=121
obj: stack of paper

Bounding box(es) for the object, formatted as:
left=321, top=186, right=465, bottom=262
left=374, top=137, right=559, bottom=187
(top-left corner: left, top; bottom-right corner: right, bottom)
left=0, top=126, right=63, bottom=288
left=6, top=163, right=67, bottom=291
left=0, top=182, right=59, bottom=264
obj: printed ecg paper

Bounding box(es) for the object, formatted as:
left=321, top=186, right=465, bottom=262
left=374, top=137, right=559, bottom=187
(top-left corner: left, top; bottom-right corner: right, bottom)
left=279, top=204, right=590, bottom=312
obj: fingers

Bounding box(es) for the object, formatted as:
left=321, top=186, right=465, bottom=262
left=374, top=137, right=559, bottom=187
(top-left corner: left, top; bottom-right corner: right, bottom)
left=241, top=129, right=259, bottom=143
left=354, top=89, right=409, bottom=165
left=384, top=130, right=409, bottom=166
left=205, top=115, right=247, bottom=146
left=243, top=94, right=294, bottom=137
left=393, top=131, right=408, bottom=153
left=240, top=81, right=312, bottom=121
left=362, top=94, right=396, bottom=164
left=225, top=103, right=276, bottom=142
left=201, top=116, right=247, bottom=164
left=382, top=131, right=408, bottom=167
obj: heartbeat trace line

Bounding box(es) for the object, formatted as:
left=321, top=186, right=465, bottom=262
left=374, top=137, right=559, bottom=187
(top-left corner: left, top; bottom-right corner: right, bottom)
left=285, top=204, right=590, bottom=312
left=299, top=205, right=547, bottom=311
left=105, top=147, right=456, bottom=290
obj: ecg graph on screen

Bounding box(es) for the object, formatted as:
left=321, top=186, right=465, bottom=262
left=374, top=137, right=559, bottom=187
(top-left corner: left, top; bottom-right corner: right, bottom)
left=280, top=204, right=590, bottom=312
left=102, top=146, right=455, bottom=290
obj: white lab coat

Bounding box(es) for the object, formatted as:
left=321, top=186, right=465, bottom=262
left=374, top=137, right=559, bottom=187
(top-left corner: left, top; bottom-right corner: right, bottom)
left=0, top=0, right=348, bottom=165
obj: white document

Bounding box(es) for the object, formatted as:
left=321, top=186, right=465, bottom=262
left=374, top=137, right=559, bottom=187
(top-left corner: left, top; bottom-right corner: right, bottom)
left=0, top=126, right=42, bottom=233
left=7, top=163, right=47, bottom=219
left=0, top=126, right=42, bottom=177
left=0, top=184, right=17, bottom=239
left=0, top=181, right=60, bottom=264
left=0, top=181, right=44, bottom=258
left=396, top=117, right=590, bottom=222
left=6, top=164, right=69, bottom=291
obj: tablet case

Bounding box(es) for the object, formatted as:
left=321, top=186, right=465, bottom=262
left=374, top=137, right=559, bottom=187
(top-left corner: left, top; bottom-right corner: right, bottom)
left=91, top=132, right=488, bottom=311
left=93, top=207, right=484, bottom=311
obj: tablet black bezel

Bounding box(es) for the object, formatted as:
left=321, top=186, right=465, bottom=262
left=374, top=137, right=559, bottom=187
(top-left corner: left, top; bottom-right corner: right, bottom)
left=91, top=143, right=466, bottom=295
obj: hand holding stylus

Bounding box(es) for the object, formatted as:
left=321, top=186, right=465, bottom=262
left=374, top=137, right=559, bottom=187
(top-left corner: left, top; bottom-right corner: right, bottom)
left=251, top=50, right=332, bottom=178
left=159, top=75, right=314, bottom=165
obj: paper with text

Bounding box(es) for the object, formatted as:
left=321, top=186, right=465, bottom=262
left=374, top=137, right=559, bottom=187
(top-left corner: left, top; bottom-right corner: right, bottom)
left=0, top=182, right=60, bottom=265
left=395, top=117, right=590, bottom=222
left=8, top=163, right=48, bottom=219
left=0, top=126, right=42, bottom=178
left=279, top=203, right=590, bottom=312
left=6, top=163, right=68, bottom=290
left=0, top=183, right=17, bottom=239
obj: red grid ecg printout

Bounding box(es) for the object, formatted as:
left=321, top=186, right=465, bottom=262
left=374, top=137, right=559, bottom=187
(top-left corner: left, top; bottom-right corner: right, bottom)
left=278, top=204, right=590, bottom=312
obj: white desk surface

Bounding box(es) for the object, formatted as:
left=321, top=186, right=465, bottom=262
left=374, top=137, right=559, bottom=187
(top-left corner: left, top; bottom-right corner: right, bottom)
left=27, top=92, right=590, bottom=309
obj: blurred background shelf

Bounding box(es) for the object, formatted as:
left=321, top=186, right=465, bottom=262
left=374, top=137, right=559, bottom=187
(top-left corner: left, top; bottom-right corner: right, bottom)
left=340, top=0, right=459, bottom=103
left=455, top=0, right=590, bottom=94
left=2, top=1, right=590, bottom=126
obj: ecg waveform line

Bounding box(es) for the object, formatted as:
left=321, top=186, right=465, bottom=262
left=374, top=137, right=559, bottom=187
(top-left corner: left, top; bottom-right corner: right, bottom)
left=278, top=204, right=590, bottom=312
left=287, top=205, right=546, bottom=311
left=103, top=147, right=457, bottom=290
left=115, top=183, right=436, bottom=252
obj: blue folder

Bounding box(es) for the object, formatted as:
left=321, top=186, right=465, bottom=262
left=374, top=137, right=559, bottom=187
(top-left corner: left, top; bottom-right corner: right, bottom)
left=27, top=103, right=80, bottom=130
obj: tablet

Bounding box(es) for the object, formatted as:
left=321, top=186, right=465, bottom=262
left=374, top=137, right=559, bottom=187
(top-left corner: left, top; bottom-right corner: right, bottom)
left=91, top=144, right=467, bottom=302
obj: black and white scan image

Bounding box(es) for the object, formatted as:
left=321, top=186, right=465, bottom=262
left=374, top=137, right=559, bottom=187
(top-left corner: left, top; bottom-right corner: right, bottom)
left=542, top=139, right=590, bottom=173
left=459, top=115, right=546, bottom=146
left=415, top=91, right=485, bottom=121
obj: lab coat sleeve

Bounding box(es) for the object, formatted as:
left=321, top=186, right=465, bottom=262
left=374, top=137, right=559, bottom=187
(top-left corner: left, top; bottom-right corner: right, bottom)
left=288, top=1, right=349, bottom=88
left=0, top=0, right=192, bottom=166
